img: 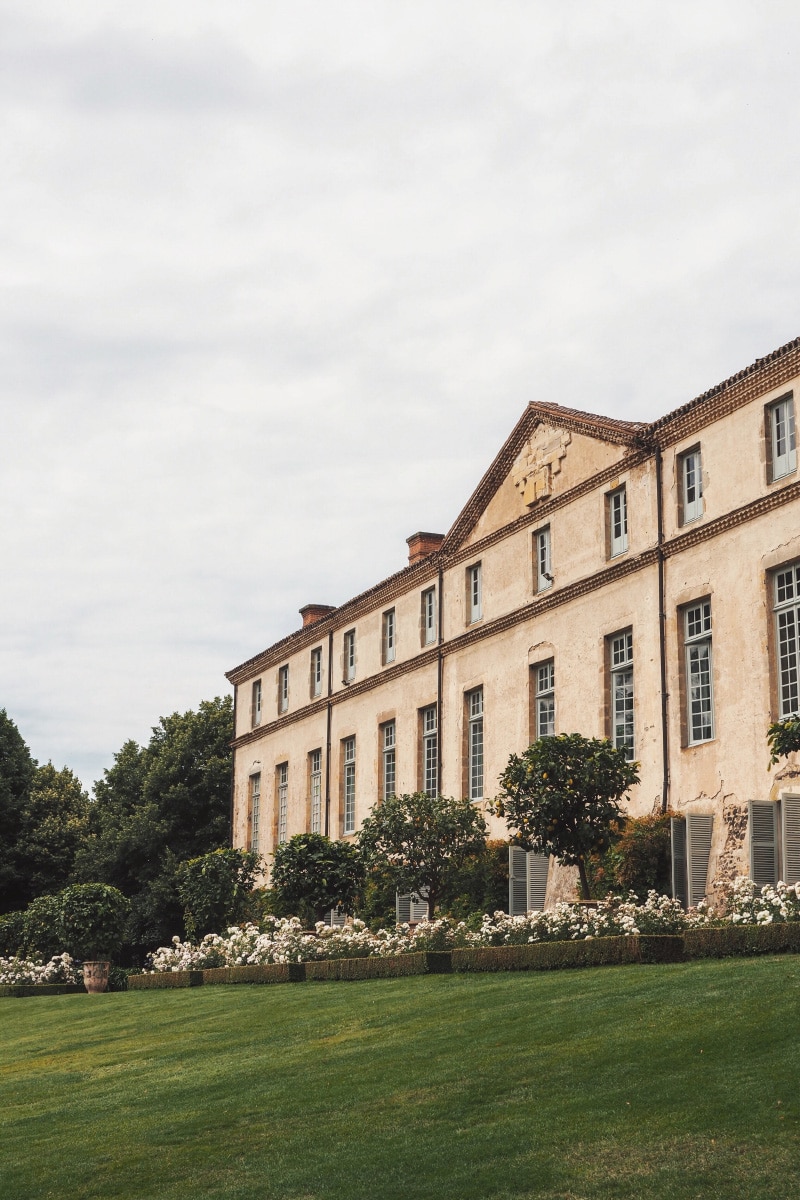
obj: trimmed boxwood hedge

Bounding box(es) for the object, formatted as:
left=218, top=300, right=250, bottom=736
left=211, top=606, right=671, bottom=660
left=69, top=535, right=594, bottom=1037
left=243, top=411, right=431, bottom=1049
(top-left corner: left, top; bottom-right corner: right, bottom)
left=202, top=964, right=302, bottom=985
left=305, top=953, right=431, bottom=981
left=452, top=936, right=640, bottom=973
left=684, top=923, right=800, bottom=958
left=451, top=935, right=684, bottom=973
left=128, top=970, right=204, bottom=990
left=0, top=983, right=85, bottom=998
left=117, top=926, right=800, bottom=994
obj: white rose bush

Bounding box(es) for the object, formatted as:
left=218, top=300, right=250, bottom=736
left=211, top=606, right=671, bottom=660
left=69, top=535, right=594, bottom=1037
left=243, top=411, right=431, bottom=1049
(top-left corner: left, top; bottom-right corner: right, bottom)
left=145, top=889, right=709, bottom=972
left=0, top=952, right=83, bottom=986
left=7, top=877, right=800, bottom=980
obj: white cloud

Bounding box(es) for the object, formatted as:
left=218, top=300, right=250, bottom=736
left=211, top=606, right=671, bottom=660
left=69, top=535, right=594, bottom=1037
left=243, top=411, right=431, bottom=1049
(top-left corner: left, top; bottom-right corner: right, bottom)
left=2, top=0, right=800, bottom=786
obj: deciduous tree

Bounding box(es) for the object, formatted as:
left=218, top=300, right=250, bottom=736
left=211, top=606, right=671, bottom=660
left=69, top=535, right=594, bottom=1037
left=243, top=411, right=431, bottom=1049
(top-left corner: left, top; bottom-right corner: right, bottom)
left=496, top=733, right=640, bottom=900
left=357, top=792, right=487, bottom=918
left=73, top=696, right=234, bottom=948
left=270, top=834, right=364, bottom=925
left=176, top=847, right=261, bottom=939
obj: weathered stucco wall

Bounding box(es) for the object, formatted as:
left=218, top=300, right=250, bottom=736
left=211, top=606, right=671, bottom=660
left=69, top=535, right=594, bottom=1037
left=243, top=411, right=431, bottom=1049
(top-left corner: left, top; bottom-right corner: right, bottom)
left=228, top=343, right=800, bottom=905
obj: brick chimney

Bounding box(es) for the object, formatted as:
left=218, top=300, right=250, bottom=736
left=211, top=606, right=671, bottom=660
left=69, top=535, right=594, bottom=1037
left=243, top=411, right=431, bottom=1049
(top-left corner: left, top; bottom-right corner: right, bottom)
left=406, top=531, right=445, bottom=566
left=300, top=604, right=336, bottom=628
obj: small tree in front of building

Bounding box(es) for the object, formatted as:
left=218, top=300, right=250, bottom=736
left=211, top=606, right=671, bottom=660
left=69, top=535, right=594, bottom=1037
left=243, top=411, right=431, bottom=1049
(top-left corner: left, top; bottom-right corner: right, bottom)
left=176, top=847, right=261, bottom=940
left=269, top=833, right=364, bottom=925
left=496, top=733, right=640, bottom=901
left=357, top=792, right=487, bottom=919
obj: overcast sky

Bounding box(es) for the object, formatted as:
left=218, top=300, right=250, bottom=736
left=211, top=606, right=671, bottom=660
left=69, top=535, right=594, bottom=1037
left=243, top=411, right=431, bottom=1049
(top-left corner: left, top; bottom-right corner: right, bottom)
left=3, top=0, right=800, bottom=791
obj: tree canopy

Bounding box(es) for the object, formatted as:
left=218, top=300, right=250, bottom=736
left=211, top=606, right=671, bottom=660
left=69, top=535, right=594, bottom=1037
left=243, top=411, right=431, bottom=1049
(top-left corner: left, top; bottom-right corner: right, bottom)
left=357, top=792, right=487, bottom=918
left=176, top=847, right=261, bottom=940
left=0, top=711, right=91, bottom=912
left=497, top=733, right=640, bottom=900
left=73, top=696, right=234, bottom=948
left=270, top=834, right=364, bottom=925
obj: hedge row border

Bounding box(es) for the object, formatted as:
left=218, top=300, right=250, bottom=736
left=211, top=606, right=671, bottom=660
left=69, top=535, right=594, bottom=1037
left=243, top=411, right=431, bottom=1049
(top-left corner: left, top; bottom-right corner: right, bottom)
left=0, top=983, right=85, bottom=998
left=12, top=925, right=800, bottom=997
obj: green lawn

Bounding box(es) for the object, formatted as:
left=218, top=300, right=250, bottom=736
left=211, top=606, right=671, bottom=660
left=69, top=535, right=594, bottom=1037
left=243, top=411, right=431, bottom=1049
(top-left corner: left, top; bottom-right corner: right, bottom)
left=2, top=957, right=799, bottom=1199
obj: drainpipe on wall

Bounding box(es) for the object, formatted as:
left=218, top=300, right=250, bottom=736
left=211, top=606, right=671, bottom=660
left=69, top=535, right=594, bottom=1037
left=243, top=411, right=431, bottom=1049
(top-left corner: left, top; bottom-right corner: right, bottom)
left=229, top=686, right=237, bottom=847
left=437, top=559, right=445, bottom=791
left=655, top=443, right=670, bottom=813
left=324, top=627, right=333, bottom=836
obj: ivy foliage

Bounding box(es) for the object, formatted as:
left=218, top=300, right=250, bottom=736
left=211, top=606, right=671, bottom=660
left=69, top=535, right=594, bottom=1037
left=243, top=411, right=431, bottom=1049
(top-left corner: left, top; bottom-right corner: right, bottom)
left=270, top=834, right=364, bottom=926
left=497, top=733, right=640, bottom=900
left=357, top=792, right=487, bottom=918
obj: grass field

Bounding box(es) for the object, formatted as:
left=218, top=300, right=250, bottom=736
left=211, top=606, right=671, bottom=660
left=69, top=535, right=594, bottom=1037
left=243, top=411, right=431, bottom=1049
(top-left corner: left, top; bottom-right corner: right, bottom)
left=2, top=957, right=799, bottom=1200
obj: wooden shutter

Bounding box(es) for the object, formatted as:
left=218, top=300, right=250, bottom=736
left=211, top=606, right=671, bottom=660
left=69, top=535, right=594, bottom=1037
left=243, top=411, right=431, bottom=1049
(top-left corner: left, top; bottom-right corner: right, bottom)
left=686, top=813, right=713, bottom=908
left=508, top=846, right=528, bottom=916
left=410, top=889, right=430, bottom=922
left=671, top=818, right=688, bottom=909
left=781, top=796, right=800, bottom=884
left=396, top=891, right=429, bottom=922
left=749, top=801, right=778, bottom=887
left=526, top=853, right=550, bottom=912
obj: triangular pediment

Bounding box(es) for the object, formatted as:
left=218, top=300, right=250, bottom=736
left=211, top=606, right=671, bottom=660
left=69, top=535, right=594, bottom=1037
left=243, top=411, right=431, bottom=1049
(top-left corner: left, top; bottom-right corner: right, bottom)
left=443, top=403, right=645, bottom=552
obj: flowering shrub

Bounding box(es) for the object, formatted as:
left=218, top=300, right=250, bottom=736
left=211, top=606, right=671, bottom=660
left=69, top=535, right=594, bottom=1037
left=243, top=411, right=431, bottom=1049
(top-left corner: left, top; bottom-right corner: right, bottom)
left=145, top=892, right=691, bottom=971
left=722, top=877, right=800, bottom=925
left=0, top=953, right=82, bottom=986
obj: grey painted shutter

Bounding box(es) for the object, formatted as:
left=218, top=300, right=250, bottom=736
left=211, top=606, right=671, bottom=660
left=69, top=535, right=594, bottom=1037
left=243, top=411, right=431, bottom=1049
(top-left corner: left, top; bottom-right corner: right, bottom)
left=781, top=796, right=800, bottom=884
left=749, top=801, right=778, bottom=887
left=526, top=853, right=550, bottom=912
left=410, top=889, right=430, bottom=922
left=671, top=818, right=688, bottom=909
left=686, top=813, right=713, bottom=908
left=395, top=893, right=412, bottom=924
left=509, top=846, right=528, bottom=915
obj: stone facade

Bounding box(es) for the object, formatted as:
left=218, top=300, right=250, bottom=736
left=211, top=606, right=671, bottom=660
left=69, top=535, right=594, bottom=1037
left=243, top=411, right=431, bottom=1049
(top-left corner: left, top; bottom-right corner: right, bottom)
left=226, top=335, right=800, bottom=908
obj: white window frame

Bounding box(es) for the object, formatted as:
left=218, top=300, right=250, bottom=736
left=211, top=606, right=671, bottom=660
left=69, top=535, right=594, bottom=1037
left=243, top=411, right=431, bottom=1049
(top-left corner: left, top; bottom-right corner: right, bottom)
left=422, top=587, right=437, bottom=646
left=249, top=772, right=261, bottom=854
left=343, top=736, right=356, bottom=834
left=608, top=486, right=628, bottom=557
left=535, top=661, right=555, bottom=739
left=310, top=647, right=323, bottom=699
left=768, top=394, right=797, bottom=482
left=422, top=704, right=438, bottom=797
left=251, top=679, right=262, bottom=727
left=277, top=763, right=288, bottom=844
left=382, top=721, right=396, bottom=800
left=535, top=526, right=552, bottom=592
left=610, top=630, right=634, bottom=761
left=278, top=665, right=289, bottom=714
left=310, top=749, right=322, bottom=834
left=467, top=563, right=482, bottom=623
left=679, top=446, right=704, bottom=525
left=684, top=600, right=714, bottom=744
left=382, top=609, right=396, bottom=665
left=343, top=630, right=356, bottom=683
left=774, top=562, right=800, bottom=719
left=467, top=687, right=484, bottom=801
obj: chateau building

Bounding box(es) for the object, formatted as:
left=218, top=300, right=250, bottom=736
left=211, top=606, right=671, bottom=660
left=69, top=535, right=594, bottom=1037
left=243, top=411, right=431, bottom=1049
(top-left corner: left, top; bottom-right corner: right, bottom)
left=226, top=336, right=800, bottom=910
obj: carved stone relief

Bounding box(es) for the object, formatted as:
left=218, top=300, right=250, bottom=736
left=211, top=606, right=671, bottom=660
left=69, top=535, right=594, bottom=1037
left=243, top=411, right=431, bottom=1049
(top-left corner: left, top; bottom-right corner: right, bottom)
left=512, top=427, right=571, bottom=507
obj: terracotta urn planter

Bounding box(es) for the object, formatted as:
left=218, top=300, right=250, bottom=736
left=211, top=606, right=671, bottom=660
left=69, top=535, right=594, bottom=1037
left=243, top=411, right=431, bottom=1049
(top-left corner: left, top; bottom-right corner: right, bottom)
left=82, top=961, right=111, bottom=994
